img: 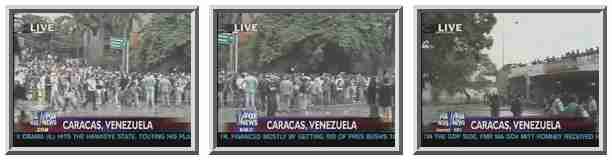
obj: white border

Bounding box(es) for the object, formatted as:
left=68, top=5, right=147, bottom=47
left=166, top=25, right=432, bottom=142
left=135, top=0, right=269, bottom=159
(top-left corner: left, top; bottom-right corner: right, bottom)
left=414, top=5, right=606, bottom=153
left=6, top=5, right=198, bottom=153
left=209, top=5, right=402, bottom=153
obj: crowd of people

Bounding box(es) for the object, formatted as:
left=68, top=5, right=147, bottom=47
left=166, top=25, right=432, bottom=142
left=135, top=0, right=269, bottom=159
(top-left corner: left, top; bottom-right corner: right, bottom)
left=13, top=55, right=191, bottom=112
left=217, top=70, right=395, bottom=119
left=484, top=91, right=598, bottom=119
left=494, top=47, right=600, bottom=119
left=506, top=47, right=600, bottom=68
left=531, top=47, right=600, bottom=65
left=542, top=93, right=598, bottom=119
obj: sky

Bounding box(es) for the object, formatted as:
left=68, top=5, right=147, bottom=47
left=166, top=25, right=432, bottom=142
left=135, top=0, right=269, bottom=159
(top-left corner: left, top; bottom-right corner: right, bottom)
left=484, top=13, right=603, bottom=69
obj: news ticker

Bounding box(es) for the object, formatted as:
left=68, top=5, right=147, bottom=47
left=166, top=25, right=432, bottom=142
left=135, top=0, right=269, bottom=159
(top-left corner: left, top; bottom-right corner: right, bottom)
left=14, top=132, right=191, bottom=147
left=422, top=132, right=598, bottom=147
left=218, top=132, right=395, bottom=147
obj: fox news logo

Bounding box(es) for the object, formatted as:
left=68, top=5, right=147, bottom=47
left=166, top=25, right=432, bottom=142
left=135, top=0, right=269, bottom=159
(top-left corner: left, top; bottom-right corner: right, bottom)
left=21, top=23, right=56, bottom=33
left=422, top=23, right=463, bottom=34
left=434, top=112, right=464, bottom=132
left=31, top=111, right=57, bottom=132
left=236, top=110, right=258, bottom=132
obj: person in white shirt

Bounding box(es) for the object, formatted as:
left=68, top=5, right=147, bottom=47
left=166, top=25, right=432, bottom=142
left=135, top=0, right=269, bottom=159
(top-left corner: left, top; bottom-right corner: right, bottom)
left=159, top=76, right=172, bottom=105
left=311, top=77, right=323, bottom=106
left=552, top=97, right=563, bottom=116
left=335, top=75, right=345, bottom=104
left=37, top=75, right=47, bottom=105
left=143, top=75, right=157, bottom=109
left=244, top=73, right=258, bottom=109
left=85, top=76, right=97, bottom=111
left=175, top=77, right=186, bottom=105
left=236, top=73, right=247, bottom=107
left=49, top=73, right=60, bottom=109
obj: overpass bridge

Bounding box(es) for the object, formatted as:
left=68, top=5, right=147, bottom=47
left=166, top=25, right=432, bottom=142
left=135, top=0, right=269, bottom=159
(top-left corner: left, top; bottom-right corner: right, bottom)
left=506, top=54, right=599, bottom=103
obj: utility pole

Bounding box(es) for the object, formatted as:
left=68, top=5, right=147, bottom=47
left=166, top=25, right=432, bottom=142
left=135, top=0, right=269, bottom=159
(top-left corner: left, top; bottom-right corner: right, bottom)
left=234, top=32, right=239, bottom=73
left=123, top=14, right=132, bottom=73
left=123, top=32, right=127, bottom=72
left=126, top=35, right=130, bottom=73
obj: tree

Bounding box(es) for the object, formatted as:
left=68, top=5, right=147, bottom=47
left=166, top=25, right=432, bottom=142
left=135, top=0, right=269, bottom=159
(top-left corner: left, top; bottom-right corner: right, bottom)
left=14, top=14, right=53, bottom=56
left=15, top=13, right=190, bottom=72
left=232, top=13, right=394, bottom=73
left=54, top=15, right=87, bottom=58
left=421, top=13, right=498, bottom=102
left=132, top=13, right=191, bottom=70
left=69, top=13, right=111, bottom=65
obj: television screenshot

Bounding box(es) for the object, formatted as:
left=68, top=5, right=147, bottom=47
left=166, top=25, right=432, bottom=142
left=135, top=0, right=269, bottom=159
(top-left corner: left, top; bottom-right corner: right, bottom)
left=417, top=6, right=605, bottom=154
left=212, top=6, right=402, bottom=154
left=8, top=6, right=198, bottom=154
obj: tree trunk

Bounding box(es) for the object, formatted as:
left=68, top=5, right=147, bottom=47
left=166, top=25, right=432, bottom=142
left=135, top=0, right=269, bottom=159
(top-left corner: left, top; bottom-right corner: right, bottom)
left=86, top=28, right=105, bottom=66
left=82, top=14, right=107, bottom=66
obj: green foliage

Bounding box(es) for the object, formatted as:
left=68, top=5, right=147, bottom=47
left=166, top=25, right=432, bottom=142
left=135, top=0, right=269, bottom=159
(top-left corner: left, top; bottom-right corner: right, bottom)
left=250, top=13, right=393, bottom=68
left=422, top=13, right=498, bottom=96
left=54, top=15, right=84, bottom=49
left=135, top=13, right=191, bottom=67
left=16, top=13, right=190, bottom=70
left=17, top=14, right=51, bottom=24
left=15, top=14, right=54, bottom=53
